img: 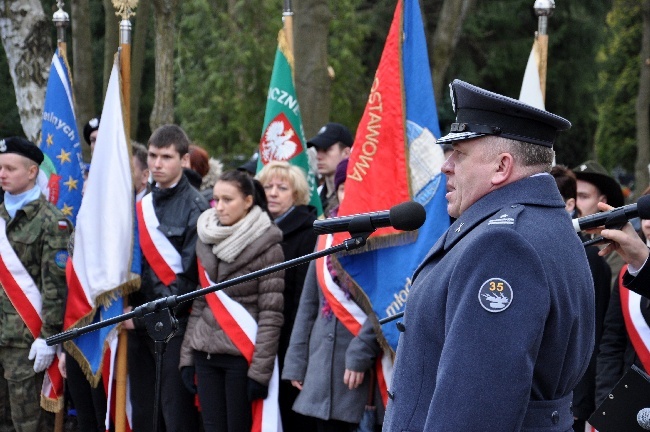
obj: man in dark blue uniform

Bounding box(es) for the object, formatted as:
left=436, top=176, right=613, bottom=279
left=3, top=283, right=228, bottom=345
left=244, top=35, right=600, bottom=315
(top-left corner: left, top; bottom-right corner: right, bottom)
left=383, top=80, right=595, bottom=431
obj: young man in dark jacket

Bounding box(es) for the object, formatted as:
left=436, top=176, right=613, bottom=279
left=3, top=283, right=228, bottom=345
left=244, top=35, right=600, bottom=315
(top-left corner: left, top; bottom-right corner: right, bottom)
left=127, top=125, right=209, bottom=432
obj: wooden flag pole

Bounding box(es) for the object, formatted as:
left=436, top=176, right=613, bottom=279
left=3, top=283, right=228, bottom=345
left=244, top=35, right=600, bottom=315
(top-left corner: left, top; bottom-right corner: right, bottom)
left=283, top=0, right=294, bottom=57
left=534, top=0, right=555, bottom=103
left=114, top=3, right=137, bottom=431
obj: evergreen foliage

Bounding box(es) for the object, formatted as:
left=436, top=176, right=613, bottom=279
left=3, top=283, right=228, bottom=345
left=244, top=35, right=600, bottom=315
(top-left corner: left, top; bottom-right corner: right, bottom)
left=594, top=0, right=641, bottom=174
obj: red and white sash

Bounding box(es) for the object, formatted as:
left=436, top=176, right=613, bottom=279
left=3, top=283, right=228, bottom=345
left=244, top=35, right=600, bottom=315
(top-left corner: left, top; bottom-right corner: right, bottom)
left=620, top=265, right=650, bottom=372
left=198, top=260, right=281, bottom=432
left=136, top=194, right=182, bottom=285
left=0, top=218, right=63, bottom=411
left=315, top=234, right=393, bottom=406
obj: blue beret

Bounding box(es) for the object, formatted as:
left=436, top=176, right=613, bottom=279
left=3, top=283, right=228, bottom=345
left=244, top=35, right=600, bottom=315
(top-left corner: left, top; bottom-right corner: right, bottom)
left=0, top=137, right=44, bottom=164
left=438, top=80, right=571, bottom=148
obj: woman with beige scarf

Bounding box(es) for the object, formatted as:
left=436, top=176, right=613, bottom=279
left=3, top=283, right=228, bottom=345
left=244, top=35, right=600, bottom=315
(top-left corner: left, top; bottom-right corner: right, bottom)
left=179, top=170, right=284, bottom=432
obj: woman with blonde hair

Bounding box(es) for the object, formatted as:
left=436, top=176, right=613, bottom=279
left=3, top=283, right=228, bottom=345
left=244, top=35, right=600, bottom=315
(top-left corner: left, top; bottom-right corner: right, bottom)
left=257, top=161, right=318, bottom=431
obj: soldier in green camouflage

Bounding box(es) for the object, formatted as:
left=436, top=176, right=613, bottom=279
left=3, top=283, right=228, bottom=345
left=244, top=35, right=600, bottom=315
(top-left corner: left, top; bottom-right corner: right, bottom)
left=0, top=137, right=71, bottom=432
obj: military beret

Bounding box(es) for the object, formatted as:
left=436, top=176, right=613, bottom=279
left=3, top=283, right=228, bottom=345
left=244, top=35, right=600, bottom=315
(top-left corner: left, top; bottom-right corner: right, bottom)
left=307, top=123, right=354, bottom=150
left=437, top=80, right=571, bottom=148
left=573, top=160, right=625, bottom=208
left=0, top=137, right=44, bottom=164
left=83, top=116, right=100, bottom=145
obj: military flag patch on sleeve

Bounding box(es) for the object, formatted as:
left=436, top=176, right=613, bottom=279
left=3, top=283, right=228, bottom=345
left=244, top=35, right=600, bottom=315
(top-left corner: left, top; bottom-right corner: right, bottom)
left=478, top=277, right=513, bottom=313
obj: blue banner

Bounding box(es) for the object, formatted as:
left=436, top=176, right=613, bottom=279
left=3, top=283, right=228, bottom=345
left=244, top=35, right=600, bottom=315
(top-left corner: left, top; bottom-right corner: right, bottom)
left=40, top=49, right=84, bottom=225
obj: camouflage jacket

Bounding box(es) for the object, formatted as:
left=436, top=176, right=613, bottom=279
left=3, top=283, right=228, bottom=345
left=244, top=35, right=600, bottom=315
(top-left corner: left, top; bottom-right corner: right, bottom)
left=0, top=195, right=71, bottom=348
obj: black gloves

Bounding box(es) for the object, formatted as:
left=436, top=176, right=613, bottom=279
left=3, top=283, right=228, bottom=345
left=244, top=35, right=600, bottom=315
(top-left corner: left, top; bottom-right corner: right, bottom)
left=181, top=366, right=197, bottom=394
left=247, top=378, right=268, bottom=401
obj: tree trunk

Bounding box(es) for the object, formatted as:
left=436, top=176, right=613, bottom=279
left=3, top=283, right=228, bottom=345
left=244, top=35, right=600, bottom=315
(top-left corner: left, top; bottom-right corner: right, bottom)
left=635, top=0, right=650, bottom=194
left=431, top=0, right=476, bottom=106
left=103, top=0, right=119, bottom=97
left=130, top=0, right=150, bottom=139
left=0, top=0, right=50, bottom=142
left=71, top=0, right=96, bottom=159
left=149, top=0, right=178, bottom=131
left=294, top=0, right=332, bottom=139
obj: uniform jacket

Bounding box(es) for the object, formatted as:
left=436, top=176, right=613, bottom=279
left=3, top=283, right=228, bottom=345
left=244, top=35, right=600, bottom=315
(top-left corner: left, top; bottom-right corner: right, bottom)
left=179, top=224, right=284, bottom=386
left=596, top=274, right=649, bottom=406
left=131, top=174, right=209, bottom=322
left=0, top=195, right=71, bottom=347
left=281, top=261, right=384, bottom=424
left=275, top=205, right=318, bottom=364
left=384, top=174, right=595, bottom=432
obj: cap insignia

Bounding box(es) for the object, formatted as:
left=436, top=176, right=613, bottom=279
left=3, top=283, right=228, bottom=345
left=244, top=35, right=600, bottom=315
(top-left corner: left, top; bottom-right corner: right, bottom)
left=0, top=140, right=5, bottom=152
left=89, top=118, right=99, bottom=128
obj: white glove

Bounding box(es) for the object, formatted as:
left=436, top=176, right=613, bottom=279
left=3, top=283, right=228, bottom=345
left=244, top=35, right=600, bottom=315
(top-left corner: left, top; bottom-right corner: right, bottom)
left=28, top=338, right=56, bottom=373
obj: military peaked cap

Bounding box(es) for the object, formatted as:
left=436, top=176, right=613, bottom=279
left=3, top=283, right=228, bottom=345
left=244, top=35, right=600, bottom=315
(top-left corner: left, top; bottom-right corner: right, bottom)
left=0, top=137, right=44, bottom=165
left=438, top=80, right=571, bottom=147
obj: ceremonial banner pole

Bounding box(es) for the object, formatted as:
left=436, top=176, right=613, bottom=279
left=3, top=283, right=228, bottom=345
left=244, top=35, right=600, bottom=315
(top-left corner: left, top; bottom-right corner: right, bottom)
left=113, top=2, right=137, bottom=430
left=52, top=6, right=69, bottom=432
left=533, top=0, right=555, bottom=102
left=282, top=0, right=294, bottom=58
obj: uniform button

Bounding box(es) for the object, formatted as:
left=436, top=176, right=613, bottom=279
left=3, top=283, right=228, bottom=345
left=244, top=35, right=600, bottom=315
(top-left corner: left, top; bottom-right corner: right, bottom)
left=396, top=322, right=406, bottom=332
left=167, top=231, right=172, bottom=236
left=327, top=333, right=334, bottom=341
left=551, top=411, right=559, bottom=424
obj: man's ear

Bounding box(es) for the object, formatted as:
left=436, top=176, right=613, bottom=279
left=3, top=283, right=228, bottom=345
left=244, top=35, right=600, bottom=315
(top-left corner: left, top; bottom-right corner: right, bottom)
left=28, top=163, right=39, bottom=181
left=565, top=197, right=576, bottom=213
left=491, top=152, right=514, bottom=186
left=341, top=146, right=351, bottom=158
left=181, top=152, right=190, bottom=167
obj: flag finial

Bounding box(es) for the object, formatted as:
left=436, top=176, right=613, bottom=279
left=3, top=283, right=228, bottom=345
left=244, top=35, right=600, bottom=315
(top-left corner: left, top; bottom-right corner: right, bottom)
left=112, top=0, right=138, bottom=20
left=53, top=1, right=69, bottom=43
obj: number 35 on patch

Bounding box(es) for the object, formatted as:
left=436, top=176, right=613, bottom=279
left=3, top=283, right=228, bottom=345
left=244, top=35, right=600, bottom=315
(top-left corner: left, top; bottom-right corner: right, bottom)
left=478, top=278, right=513, bottom=313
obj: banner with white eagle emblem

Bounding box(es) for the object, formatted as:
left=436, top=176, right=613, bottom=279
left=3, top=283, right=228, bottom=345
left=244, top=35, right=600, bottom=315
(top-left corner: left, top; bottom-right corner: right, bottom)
left=259, top=28, right=322, bottom=215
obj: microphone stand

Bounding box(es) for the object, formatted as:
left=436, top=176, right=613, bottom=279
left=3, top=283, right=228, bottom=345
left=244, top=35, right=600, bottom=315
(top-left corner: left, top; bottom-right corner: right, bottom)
left=47, top=226, right=375, bottom=432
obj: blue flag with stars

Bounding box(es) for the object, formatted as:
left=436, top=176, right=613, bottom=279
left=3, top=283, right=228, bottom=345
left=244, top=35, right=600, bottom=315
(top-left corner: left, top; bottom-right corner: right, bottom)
left=39, top=48, right=84, bottom=225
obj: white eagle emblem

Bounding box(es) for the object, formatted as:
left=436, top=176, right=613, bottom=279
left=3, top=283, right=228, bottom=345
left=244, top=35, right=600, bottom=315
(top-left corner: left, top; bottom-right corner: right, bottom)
left=260, top=113, right=301, bottom=163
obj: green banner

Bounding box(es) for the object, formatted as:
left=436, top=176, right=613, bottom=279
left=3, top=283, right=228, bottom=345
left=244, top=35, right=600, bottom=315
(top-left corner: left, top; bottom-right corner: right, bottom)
left=259, top=29, right=323, bottom=215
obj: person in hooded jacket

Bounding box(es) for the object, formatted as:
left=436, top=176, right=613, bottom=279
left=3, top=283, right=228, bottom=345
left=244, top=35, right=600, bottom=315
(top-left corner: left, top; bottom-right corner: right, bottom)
left=179, top=169, right=284, bottom=432
left=256, top=161, right=318, bottom=431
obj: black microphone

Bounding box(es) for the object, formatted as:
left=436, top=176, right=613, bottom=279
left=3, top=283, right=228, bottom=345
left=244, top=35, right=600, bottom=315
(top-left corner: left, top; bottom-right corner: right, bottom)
left=572, top=195, right=650, bottom=232
left=313, top=201, right=426, bottom=235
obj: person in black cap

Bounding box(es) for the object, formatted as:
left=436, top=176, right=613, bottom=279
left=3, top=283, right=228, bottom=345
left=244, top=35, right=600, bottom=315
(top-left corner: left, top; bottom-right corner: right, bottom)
left=306, top=122, right=353, bottom=215
left=573, top=160, right=626, bottom=288
left=0, top=137, right=72, bottom=431
left=83, top=116, right=100, bottom=154
left=384, top=80, right=595, bottom=431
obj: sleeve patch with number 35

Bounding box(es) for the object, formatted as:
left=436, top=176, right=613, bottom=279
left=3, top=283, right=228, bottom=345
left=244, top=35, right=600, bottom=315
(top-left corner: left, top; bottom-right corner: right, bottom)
left=478, top=278, right=513, bottom=313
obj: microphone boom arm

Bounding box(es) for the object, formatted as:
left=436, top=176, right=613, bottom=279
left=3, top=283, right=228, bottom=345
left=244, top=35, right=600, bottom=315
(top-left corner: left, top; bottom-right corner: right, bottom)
left=47, top=233, right=371, bottom=346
